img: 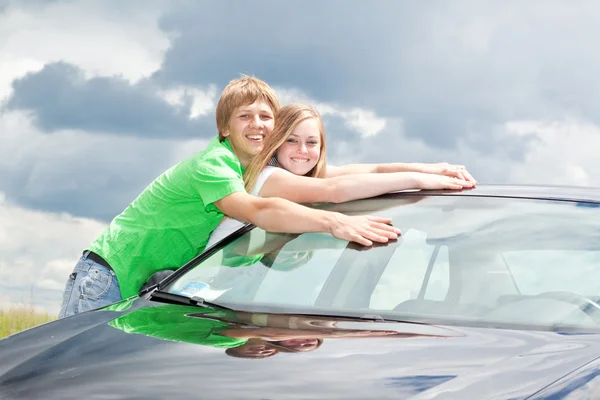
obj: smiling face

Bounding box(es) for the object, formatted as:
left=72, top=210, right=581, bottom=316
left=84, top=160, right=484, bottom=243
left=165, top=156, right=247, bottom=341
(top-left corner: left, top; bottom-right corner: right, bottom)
left=222, top=101, right=275, bottom=167
left=242, top=104, right=328, bottom=194
left=275, top=117, right=322, bottom=176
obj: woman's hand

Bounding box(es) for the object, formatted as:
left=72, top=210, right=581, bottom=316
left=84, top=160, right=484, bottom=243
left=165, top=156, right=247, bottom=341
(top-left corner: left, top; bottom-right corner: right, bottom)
left=414, top=173, right=476, bottom=190
left=419, top=163, right=477, bottom=184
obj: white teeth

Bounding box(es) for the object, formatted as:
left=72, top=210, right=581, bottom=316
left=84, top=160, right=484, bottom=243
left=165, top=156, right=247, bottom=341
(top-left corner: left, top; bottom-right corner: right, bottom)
left=291, top=158, right=309, bottom=163
left=247, top=135, right=263, bottom=140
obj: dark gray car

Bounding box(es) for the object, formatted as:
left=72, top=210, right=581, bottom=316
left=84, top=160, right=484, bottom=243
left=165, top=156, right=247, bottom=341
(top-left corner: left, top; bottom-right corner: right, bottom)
left=3, top=185, right=600, bottom=399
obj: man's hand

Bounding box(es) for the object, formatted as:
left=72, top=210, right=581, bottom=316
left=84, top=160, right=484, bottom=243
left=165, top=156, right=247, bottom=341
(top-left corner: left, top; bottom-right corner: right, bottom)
left=419, top=163, right=477, bottom=184
left=414, top=173, right=476, bottom=190
left=216, top=192, right=401, bottom=248
left=328, top=214, right=401, bottom=246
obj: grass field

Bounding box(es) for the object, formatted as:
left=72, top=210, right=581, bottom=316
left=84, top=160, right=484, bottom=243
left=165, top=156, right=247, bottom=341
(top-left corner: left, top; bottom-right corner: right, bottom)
left=0, top=306, right=57, bottom=339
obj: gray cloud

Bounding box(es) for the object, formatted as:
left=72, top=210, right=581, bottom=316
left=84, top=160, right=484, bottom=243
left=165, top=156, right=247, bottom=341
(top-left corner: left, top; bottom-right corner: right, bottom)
left=153, top=0, right=600, bottom=148
left=0, top=110, right=210, bottom=221
left=0, top=144, right=169, bottom=222
left=8, top=1, right=600, bottom=152
left=6, top=62, right=217, bottom=139
left=1, top=0, right=66, bottom=12
left=3, top=0, right=600, bottom=222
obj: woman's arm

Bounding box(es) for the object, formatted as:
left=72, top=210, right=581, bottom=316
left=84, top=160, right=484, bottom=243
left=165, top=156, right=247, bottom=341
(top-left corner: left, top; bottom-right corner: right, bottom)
left=326, top=162, right=476, bottom=183
left=326, top=163, right=412, bottom=176
left=258, top=169, right=474, bottom=204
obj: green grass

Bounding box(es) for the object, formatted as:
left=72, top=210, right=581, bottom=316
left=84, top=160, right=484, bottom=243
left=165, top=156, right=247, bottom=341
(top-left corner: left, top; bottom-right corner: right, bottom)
left=0, top=306, right=57, bottom=339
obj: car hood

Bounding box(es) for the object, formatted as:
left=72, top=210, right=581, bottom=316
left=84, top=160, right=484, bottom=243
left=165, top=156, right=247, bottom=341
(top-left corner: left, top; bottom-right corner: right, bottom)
left=2, top=298, right=600, bottom=399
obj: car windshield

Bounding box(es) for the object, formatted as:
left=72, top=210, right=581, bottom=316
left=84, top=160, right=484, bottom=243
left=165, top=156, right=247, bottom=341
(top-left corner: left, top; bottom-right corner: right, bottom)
left=163, top=194, right=600, bottom=332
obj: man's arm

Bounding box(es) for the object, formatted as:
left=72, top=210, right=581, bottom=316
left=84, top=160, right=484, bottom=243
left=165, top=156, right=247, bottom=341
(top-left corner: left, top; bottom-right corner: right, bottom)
left=326, top=162, right=476, bottom=183
left=214, top=192, right=401, bottom=247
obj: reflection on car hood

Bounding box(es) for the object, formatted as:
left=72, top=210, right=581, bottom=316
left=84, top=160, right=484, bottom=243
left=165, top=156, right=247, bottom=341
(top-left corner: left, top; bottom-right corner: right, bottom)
left=1, top=298, right=600, bottom=399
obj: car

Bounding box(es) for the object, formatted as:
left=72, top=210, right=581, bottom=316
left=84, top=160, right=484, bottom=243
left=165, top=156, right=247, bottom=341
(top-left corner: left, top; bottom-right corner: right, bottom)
left=3, top=185, right=600, bottom=399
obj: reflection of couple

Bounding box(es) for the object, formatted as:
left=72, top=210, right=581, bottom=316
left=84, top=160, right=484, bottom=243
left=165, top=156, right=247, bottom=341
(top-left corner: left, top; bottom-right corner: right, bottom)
left=108, top=304, right=447, bottom=360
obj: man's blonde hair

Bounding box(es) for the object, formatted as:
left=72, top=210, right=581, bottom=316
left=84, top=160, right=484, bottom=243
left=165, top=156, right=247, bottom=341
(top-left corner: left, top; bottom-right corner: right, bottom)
left=244, top=103, right=327, bottom=193
left=216, top=75, right=280, bottom=141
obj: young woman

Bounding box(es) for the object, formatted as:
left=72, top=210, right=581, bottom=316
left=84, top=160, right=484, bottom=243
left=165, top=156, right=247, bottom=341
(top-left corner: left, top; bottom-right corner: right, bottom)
left=206, top=103, right=474, bottom=247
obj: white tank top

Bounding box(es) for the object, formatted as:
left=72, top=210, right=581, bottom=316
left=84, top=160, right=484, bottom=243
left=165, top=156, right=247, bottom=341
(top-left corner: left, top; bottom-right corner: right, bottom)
left=205, top=166, right=279, bottom=248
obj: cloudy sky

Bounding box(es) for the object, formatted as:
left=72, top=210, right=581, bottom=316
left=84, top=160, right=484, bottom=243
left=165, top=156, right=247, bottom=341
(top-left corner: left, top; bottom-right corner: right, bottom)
left=2, top=0, right=600, bottom=315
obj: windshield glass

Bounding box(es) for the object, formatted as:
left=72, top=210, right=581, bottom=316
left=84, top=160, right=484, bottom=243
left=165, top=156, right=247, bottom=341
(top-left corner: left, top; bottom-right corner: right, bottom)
left=163, top=195, right=600, bottom=331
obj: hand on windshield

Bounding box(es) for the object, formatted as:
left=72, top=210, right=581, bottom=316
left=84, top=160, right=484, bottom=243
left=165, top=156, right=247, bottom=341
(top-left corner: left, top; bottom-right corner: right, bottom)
left=329, top=214, right=400, bottom=246
left=420, top=163, right=477, bottom=184
left=415, top=173, right=476, bottom=190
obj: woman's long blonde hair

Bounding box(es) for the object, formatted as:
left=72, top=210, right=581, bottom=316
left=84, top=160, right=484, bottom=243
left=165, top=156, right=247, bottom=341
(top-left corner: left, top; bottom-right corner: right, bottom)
left=244, top=103, right=327, bottom=193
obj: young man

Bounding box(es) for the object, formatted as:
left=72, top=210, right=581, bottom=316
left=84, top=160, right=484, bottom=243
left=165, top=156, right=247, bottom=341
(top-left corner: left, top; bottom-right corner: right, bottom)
left=57, top=76, right=403, bottom=318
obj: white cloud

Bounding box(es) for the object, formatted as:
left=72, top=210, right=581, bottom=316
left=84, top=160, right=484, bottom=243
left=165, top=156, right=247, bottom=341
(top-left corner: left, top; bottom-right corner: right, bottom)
left=338, top=109, right=387, bottom=138
left=0, top=1, right=171, bottom=101
left=169, top=138, right=212, bottom=162
left=276, top=87, right=388, bottom=138
left=0, top=56, right=45, bottom=104
left=0, top=191, right=107, bottom=315
left=159, top=85, right=218, bottom=119
left=505, top=119, right=600, bottom=187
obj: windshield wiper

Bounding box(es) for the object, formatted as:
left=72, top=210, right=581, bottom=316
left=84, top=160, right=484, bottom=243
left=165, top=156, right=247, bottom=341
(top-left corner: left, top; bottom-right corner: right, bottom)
left=146, top=289, right=234, bottom=311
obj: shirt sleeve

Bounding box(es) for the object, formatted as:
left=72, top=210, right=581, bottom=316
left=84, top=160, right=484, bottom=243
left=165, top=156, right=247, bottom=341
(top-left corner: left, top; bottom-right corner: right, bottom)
left=193, top=148, right=247, bottom=213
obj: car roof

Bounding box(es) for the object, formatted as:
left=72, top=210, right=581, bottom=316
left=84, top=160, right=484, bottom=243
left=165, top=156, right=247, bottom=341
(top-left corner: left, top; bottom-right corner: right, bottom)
left=377, top=184, right=600, bottom=204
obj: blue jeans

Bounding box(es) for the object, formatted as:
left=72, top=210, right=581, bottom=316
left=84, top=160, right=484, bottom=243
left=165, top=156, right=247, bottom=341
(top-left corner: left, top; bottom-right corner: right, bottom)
left=58, top=254, right=122, bottom=319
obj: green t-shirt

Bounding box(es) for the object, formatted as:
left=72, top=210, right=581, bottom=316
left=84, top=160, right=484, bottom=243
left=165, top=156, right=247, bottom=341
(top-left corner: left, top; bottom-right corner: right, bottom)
left=88, top=137, right=245, bottom=298
left=108, top=304, right=247, bottom=349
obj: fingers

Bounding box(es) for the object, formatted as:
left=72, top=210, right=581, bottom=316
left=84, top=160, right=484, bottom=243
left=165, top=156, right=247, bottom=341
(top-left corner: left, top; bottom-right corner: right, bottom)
left=361, top=217, right=403, bottom=243
left=366, top=216, right=393, bottom=224
left=371, top=222, right=400, bottom=237
left=451, top=165, right=477, bottom=185
left=358, top=228, right=389, bottom=244
left=448, top=177, right=475, bottom=189
left=431, top=163, right=477, bottom=185
left=342, top=220, right=401, bottom=246
left=333, top=215, right=404, bottom=247
left=350, top=232, right=373, bottom=247
left=366, top=216, right=401, bottom=236
left=462, top=169, right=477, bottom=184
left=444, top=168, right=462, bottom=179
left=366, top=224, right=400, bottom=240
left=445, top=182, right=463, bottom=190
left=431, top=177, right=471, bottom=190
